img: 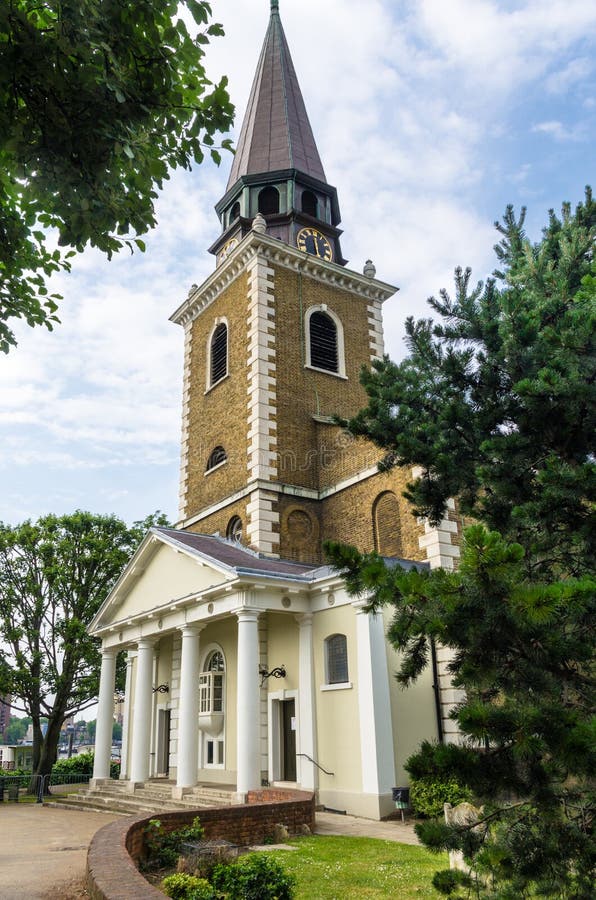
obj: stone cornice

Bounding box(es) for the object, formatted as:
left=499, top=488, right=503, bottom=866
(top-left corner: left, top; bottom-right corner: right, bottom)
left=170, top=231, right=398, bottom=328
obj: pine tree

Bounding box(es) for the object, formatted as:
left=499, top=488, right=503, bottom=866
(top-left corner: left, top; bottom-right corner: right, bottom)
left=327, top=191, right=595, bottom=898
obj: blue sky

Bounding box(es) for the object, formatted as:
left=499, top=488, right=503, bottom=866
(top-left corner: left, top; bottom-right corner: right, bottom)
left=1, top=0, right=594, bottom=528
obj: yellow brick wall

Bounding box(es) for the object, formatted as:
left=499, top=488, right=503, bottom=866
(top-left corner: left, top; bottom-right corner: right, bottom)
left=273, top=268, right=373, bottom=490
left=186, top=497, right=250, bottom=542
left=321, top=468, right=426, bottom=561
left=184, top=275, right=250, bottom=518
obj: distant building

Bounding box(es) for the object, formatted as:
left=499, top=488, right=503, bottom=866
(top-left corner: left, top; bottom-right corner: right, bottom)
left=0, top=695, right=11, bottom=740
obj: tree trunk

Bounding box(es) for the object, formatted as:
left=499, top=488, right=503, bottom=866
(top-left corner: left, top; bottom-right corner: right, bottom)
left=30, top=717, right=62, bottom=795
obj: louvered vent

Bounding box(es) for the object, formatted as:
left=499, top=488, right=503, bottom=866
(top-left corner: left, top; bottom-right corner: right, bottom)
left=309, top=311, right=338, bottom=372
left=206, top=446, right=227, bottom=471
left=211, top=323, right=227, bottom=384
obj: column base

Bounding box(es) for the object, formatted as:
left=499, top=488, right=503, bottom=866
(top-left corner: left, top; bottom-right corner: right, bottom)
left=172, top=786, right=192, bottom=801
left=125, top=781, right=145, bottom=793
left=232, top=791, right=248, bottom=805
left=89, top=777, right=111, bottom=789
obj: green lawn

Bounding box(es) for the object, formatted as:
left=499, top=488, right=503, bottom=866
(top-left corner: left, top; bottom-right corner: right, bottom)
left=267, top=835, right=447, bottom=899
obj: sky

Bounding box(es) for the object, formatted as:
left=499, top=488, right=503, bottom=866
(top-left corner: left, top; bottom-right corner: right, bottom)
left=1, top=0, right=594, bottom=529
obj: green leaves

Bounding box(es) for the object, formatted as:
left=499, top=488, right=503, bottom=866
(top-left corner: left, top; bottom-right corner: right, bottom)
left=346, top=190, right=596, bottom=578
left=0, top=509, right=170, bottom=777
left=0, top=0, right=234, bottom=350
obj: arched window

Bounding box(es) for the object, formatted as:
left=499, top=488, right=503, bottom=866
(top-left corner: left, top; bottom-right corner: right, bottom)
left=199, top=648, right=226, bottom=766
left=373, top=492, right=403, bottom=557
left=309, top=311, right=338, bottom=373
left=206, top=446, right=227, bottom=472
left=258, top=186, right=280, bottom=216
left=226, top=516, right=243, bottom=542
left=230, top=201, right=241, bottom=222
left=210, top=321, right=228, bottom=386
left=325, top=634, right=349, bottom=685
left=301, top=190, right=318, bottom=218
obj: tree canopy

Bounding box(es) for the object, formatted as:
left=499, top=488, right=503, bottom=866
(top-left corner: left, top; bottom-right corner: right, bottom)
left=327, top=191, right=595, bottom=898
left=0, top=510, right=168, bottom=784
left=0, top=0, right=234, bottom=352
left=344, top=188, right=595, bottom=578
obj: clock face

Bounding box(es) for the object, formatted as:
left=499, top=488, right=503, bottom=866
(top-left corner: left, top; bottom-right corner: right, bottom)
left=218, top=237, right=238, bottom=263
left=296, top=227, right=333, bottom=261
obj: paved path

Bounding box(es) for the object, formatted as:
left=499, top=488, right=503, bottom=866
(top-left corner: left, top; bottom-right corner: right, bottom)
left=0, top=803, right=418, bottom=898
left=0, top=803, right=120, bottom=899
left=315, top=810, right=420, bottom=845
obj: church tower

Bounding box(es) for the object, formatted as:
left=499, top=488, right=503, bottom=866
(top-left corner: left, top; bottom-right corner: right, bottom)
left=172, top=2, right=459, bottom=572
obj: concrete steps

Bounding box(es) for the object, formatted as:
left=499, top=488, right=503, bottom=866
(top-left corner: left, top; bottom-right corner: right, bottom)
left=49, top=779, right=235, bottom=816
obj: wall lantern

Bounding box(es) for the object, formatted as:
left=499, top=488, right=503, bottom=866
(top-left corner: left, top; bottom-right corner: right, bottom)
left=258, top=665, right=286, bottom=687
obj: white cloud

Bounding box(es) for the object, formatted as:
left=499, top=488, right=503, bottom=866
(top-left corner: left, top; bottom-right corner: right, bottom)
left=1, top=0, right=593, bottom=523
left=532, top=119, right=586, bottom=141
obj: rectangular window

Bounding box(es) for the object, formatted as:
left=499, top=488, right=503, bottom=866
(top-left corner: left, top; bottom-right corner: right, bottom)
left=326, top=634, right=349, bottom=684
left=199, top=672, right=225, bottom=714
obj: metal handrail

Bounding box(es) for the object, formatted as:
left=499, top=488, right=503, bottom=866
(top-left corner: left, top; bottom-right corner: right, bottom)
left=297, top=753, right=334, bottom=776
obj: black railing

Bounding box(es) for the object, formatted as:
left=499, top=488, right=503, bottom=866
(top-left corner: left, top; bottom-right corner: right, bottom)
left=296, top=753, right=334, bottom=776
left=0, top=772, right=93, bottom=803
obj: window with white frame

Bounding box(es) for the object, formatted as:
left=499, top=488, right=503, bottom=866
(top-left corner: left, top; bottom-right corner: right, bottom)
left=325, top=633, right=349, bottom=684
left=199, top=650, right=225, bottom=714
left=305, top=306, right=346, bottom=377
left=209, top=321, right=228, bottom=387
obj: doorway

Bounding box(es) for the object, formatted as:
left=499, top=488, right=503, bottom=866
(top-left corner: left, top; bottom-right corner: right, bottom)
left=156, top=709, right=171, bottom=776
left=281, top=699, right=296, bottom=782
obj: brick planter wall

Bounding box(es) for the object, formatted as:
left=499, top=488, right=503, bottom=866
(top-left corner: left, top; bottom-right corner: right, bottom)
left=87, top=789, right=315, bottom=900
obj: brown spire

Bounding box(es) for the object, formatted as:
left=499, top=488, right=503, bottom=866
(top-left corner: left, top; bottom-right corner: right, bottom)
left=226, top=3, right=326, bottom=189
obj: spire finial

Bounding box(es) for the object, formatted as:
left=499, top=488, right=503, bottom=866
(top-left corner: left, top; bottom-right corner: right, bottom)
left=271, top=0, right=279, bottom=14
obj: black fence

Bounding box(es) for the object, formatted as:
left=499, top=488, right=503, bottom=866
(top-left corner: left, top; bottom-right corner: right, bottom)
left=0, top=772, right=92, bottom=803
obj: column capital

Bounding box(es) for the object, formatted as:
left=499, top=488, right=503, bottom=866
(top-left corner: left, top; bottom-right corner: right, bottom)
left=295, top=612, right=313, bottom=626
left=136, top=637, right=157, bottom=650
left=352, top=598, right=376, bottom=615
left=100, top=645, right=118, bottom=659
left=179, top=623, right=206, bottom=637
left=234, top=607, right=261, bottom=623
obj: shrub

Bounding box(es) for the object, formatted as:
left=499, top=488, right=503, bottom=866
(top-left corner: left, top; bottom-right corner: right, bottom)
left=161, top=873, right=216, bottom=900
left=409, top=776, right=473, bottom=819
left=144, top=817, right=205, bottom=870
left=212, top=853, right=295, bottom=900
left=51, top=752, right=120, bottom=779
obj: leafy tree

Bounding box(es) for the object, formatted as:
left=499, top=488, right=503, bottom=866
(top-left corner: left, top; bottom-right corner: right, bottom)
left=343, top=188, right=595, bottom=578
left=327, top=192, right=595, bottom=898
left=3, top=715, right=31, bottom=744
left=0, top=509, right=169, bottom=789
left=0, top=0, right=234, bottom=352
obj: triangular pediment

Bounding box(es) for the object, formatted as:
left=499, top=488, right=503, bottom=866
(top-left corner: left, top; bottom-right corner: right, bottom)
left=90, top=530, right=234, bottom=633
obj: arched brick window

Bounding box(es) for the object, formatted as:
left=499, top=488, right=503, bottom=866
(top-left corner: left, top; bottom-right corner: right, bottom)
left=210, top=322, right=228, bottom=386
left=309, top=311, right=338, bottom=372
left=226, top=516, right=242, bottom=542
left=373, top=491, right=403, bottom=557
left=258, top=186, right=280, bottom=216
left=206, top=446, right=227, bottom=472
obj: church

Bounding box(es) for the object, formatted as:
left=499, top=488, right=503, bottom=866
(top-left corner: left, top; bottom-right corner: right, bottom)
left=89, top=1, right=462, bottom=820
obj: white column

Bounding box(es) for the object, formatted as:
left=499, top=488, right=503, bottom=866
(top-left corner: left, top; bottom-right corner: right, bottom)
left=93, top=647, right=117, bottom=780
left=236, top=608, right=260, bottom=797
left=129, top=638, right=155, bottom=784
left=176, top=625, right=203, bottom=789
left=297, top=613, right=317, bottom=791
left=355, top=605, right=396, bottom=800
left=119, top=652, right=134, bottom=780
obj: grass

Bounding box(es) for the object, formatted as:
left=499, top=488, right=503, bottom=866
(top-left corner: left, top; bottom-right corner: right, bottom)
left=266, top=835, right=447, bottom=899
